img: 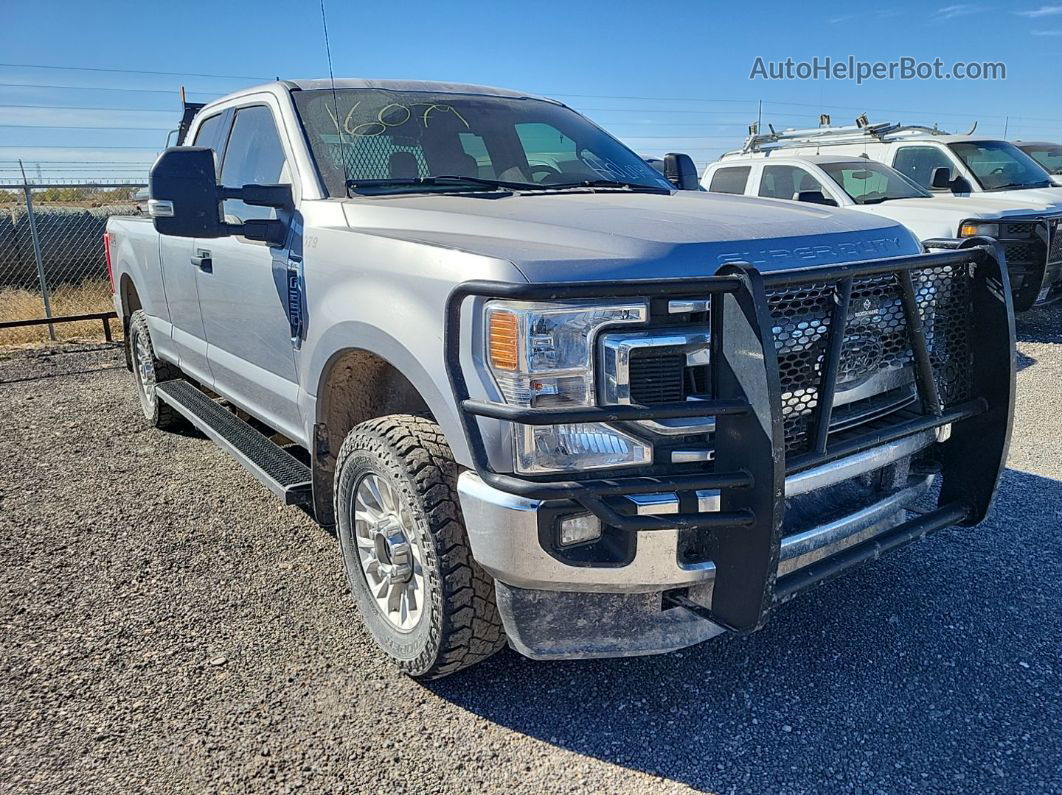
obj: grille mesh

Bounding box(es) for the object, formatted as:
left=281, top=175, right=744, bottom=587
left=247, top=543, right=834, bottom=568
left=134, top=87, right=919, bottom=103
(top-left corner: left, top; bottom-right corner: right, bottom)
left=1003, top=222, right=1037, bottom=237
left=766, top=264, right=973, bottom=456
left=1002, top=241, right=1037, bottom=265
left=1050, top=223, right=1062, bottom=263
left=628, top=349, right=686, bottom=405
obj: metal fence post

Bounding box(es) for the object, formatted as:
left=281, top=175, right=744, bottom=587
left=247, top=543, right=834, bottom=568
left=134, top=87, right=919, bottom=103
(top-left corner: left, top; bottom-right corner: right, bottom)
left=19, top=161, right=55, bottom=341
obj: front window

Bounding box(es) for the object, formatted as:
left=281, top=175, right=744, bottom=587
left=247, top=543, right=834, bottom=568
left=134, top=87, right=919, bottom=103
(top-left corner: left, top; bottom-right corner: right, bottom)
left=1019, top=143, right=1062, bottom=176
left=948, top=141, right=1053, bottom=191
left=819, top=161, right=931, bottom=204
left=291, top=88, right=672, bottom=196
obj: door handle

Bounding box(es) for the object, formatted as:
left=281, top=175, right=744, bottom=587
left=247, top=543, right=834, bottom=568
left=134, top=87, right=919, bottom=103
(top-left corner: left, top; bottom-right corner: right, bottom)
left=191, top=251, right=213, bottom=273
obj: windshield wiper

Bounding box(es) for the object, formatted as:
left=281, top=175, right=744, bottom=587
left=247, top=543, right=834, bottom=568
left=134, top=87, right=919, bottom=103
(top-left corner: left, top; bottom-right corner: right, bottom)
left=346, top=175, right=537, bottom=194
left=542, top=178, right=672, bottom=194
left=988, top=181, right=1052, bottom=191
left=346, top=174, right=673, bottom=196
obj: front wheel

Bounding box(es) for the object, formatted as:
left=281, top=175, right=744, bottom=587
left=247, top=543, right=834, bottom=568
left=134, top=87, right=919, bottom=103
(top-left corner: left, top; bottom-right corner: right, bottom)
left=334, top=415, right=506, bottom=679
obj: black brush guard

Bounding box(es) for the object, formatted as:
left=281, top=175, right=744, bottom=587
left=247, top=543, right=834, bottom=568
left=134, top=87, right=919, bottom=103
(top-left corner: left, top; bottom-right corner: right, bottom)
left=444, top=239, right=1015, bottom=634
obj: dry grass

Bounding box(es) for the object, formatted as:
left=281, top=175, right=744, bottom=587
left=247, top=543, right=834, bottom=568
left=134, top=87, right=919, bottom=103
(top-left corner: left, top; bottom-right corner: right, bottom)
left=0, top=279, right=120, bottom=347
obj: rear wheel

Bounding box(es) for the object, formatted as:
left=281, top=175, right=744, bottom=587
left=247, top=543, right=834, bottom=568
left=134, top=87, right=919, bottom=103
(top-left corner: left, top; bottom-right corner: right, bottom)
left=128, top=310, right=183, bottom=430
left=334, top=415, right=506, bottom=679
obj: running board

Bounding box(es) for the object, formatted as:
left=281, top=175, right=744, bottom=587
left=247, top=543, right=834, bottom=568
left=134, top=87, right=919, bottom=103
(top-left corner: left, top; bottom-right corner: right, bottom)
left=155, top=380, right=312, bottom=506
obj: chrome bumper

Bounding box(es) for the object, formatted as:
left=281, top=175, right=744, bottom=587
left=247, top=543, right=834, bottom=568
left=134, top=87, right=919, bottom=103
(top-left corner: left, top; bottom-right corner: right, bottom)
left=458, top=430, right=937, bottom=594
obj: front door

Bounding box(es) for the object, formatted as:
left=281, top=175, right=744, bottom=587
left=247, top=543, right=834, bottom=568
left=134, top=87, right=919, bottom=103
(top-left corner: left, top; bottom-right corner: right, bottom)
left=194, top=102, right=303, bottom=442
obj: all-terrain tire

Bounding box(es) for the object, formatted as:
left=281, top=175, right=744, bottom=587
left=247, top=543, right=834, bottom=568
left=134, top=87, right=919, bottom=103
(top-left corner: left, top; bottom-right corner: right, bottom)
left=334, top=414, right=506, bottom=679
left=128, top=309, right=184, bottom=430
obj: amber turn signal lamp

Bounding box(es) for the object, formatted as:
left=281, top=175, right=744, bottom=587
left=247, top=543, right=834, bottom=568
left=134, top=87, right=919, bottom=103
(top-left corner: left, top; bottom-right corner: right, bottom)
left=488, top=312, right=519, bottom=371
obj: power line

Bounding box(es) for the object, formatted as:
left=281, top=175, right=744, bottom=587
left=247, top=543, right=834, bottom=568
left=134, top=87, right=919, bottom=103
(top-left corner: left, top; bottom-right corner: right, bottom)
left=0, top=103, right=176, bottom=113
left=0, top=81, right=220, bottom=97
left=0, top=62, right=266, bottom=81
left=0, top=145, right=159, bottom=150
left=0, top=124, right=171, bottom=131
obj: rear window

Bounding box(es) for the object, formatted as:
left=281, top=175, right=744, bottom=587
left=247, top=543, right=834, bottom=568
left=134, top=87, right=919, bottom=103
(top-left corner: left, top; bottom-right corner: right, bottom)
left=708, top=166, right=751, bottom=195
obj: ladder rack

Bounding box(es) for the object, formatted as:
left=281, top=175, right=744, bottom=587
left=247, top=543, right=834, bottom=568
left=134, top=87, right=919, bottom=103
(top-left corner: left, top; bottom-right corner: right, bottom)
left=738, top=120, right=953, bottom=154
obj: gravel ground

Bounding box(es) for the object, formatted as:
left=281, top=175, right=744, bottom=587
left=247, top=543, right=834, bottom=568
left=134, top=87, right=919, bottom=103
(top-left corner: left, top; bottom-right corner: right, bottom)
left=1, top=308, right=1060, bottom=794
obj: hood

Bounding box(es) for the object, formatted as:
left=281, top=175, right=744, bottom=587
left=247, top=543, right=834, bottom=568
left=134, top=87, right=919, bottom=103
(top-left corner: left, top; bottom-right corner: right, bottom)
left=848, top=195, right=1055, bottom=237
left=885, top=195, right=1051, bottom=218
left=340, top=190, right=921, bottom=283
left=967, top=186, right=1062, bottom=211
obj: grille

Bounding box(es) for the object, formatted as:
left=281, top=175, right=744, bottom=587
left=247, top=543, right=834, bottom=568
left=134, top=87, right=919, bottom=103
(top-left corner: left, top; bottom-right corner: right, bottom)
left=627, top=349, right=686, bottom=405
left=1002, top=241, right=1038, bottom=265
left=767, top=264, right=972, bottom=456
left=1003, top=222, right=1037, bottom=237
left=1050, top=222, right=1062, bottom=263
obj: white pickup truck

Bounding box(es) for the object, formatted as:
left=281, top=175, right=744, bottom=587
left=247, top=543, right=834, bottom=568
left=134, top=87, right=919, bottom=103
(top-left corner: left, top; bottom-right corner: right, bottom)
left=715, top=122, right=1062, bottom=310
left=702, top=155, right=1054, bottom=310
left=1015, top=141, right=1062, bottom=187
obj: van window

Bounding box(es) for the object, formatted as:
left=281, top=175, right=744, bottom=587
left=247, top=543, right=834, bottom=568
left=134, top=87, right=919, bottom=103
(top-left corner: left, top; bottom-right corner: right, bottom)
left=708, top=166, right=751, bottom=195
left=891, top=146, right=954, bottom=189
left=219, top=105, right=291, bottom=222
left=758, top=165, right=826, bottom=200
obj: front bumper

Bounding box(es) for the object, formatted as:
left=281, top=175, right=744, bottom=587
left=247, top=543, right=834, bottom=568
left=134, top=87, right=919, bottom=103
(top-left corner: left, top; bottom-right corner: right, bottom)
left=444, top=241, right=1015, bottom=657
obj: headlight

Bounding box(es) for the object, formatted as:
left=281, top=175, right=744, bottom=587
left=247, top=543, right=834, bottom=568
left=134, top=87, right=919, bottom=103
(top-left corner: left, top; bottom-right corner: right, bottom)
left=959, top=221, right=999, bottom=238
left=485, top=299, right=652, bottom=474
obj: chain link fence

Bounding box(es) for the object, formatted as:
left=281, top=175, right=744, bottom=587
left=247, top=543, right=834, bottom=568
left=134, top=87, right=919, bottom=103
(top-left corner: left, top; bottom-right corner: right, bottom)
left=0, top=182, right=145, bottom=345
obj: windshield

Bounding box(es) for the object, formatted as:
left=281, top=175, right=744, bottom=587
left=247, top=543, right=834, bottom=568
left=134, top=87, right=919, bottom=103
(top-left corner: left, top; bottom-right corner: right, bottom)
left=291, top=88, right=673, bottom=196
left=819, top=160, right=931, bottom=204
left=1018, top=143, right=1062, bottom=175
left=948, top=141, right=1053, bottom=191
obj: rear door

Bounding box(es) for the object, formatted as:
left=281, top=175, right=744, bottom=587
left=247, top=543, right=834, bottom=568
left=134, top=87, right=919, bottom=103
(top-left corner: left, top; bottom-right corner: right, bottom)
left=193, top=101, right=303, bottom=442
left=160, top=110, right=228, bottom=383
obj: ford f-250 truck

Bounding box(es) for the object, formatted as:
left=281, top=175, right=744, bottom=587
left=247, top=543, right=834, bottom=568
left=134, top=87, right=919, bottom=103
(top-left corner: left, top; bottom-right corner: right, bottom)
left=106, top=79, right=1014, bottom=679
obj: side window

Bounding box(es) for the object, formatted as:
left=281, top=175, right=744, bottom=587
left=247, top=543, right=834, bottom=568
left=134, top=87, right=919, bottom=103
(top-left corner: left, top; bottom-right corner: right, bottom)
left=191, top=113, right=226, bottom=173
left=758, top=165, right=826, bottom=200
left=191, top=113, right=225, bottom=150
left=708, top=166, right=751, bottom=195
left=892, top=146, right=953, bottom=189
left=219, top=105, right=291, bottom=222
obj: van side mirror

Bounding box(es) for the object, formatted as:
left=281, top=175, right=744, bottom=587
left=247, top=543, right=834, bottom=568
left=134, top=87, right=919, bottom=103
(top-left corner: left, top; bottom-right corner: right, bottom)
left=663, top=152, right=700, bottom=190
left=794, top=190, right=838, bottom=207
left=930, top=167, right=953, bottom=190
left=149, top=147, right=293, bottom=245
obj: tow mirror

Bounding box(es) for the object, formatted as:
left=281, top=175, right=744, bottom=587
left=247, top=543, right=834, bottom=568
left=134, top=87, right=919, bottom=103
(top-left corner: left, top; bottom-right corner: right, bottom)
left=663, top=152, right=700, bottom=190
left=794, top=190, right=838, bottom=207
left=930, top=167, right=953, bottom=190
left=149, top=147, right=293, bottom=246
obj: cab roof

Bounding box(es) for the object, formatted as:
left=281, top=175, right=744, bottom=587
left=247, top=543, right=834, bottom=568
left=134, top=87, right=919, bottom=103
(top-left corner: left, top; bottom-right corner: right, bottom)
left=209, top=78, right=560, bottom=107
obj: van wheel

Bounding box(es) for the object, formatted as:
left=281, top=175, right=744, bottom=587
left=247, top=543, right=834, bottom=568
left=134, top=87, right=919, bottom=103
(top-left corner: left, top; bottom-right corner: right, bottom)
left=334, top=415, right=506, bottom=679
left=128, top=310, right=183, bottom=429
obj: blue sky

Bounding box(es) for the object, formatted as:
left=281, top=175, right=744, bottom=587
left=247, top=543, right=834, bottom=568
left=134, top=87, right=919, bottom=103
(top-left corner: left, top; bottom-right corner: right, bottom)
left=3, top=0, right=1061, bottom=181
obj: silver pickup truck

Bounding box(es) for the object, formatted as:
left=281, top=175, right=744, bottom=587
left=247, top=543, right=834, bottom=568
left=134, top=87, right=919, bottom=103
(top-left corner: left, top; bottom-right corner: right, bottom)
left=106, top=79, right=1015, bottom=679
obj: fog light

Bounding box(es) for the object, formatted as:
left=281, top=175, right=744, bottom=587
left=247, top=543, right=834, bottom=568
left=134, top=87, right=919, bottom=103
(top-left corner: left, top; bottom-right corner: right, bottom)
left=558, top=514, right=602, bottom=547
left=936, top=422, right=952, bottom=443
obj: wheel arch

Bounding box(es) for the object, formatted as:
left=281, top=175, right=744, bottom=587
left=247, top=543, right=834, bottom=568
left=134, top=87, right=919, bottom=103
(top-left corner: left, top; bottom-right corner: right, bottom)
left=311, top=342, right=459, bottom=528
